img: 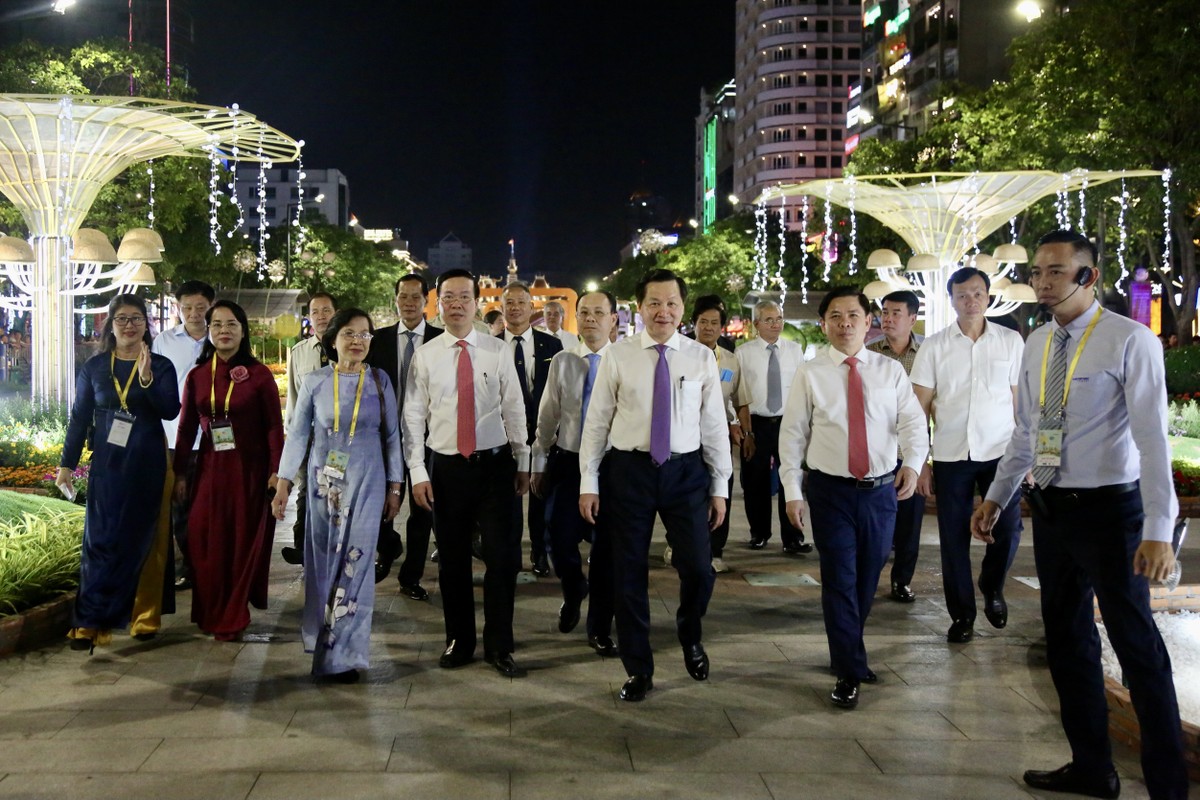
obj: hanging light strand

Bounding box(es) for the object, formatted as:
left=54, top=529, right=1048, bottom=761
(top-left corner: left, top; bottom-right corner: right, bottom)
left=1010, top=216, right=1019, bottom=245
left=226, top=104, right=245, bottom=238
left=293, top=139, right=307, bottom=257
left=1115, top=177, right=1129, bottom=296
left=822, top=182, right=834, bottom=283
left=775, top=193, right=788, bottom=306
left=1055, top=173, right=1070, bottom=230
left=146, top=160, right=156, bottom=229
left=206, top=136, right=222, bottom=254
left=1077, top=174, right=1089, bottom=235
left=799, top=194, right=810, bottom=304
left=1161, top=168, right=1173, bottom=273
left=255, top=133, right=271, bottom=275
left=847, top=175, right=858, bottom=275
left=753, top=197, right=769, bottom=291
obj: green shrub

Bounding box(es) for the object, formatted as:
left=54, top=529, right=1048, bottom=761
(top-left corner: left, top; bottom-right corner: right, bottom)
left=0, top=490, right=77, bottom=523
left=1164, top=345, right=1200, bottom=395
left=0, top=397, right=72, bottom=468
left=1169, top=401, right=1200, bottom=439
left=0, top=504, right=84, bottom=616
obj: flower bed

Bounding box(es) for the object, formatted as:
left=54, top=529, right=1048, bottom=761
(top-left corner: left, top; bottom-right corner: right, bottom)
left=0, top=491, right=84, bottom=618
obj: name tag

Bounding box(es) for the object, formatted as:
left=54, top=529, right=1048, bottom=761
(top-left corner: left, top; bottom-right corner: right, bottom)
left=720, top=368, right=734, bottom=383
left=211, top=421, right=236, bottom=452
left=107, top=410, right=135, bottom=447
left=1035, top=429, right=1063, bottom=467
left=323, top=449, right=350, bottom=480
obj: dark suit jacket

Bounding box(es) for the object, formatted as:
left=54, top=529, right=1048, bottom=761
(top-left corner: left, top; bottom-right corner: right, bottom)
left=497, top=327, right=563, bottom=442
left=367, top=321, right=444, bottom=397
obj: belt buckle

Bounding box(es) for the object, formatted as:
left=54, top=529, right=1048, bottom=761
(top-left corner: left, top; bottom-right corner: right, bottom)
left=855, top=477, right=874, bottom=489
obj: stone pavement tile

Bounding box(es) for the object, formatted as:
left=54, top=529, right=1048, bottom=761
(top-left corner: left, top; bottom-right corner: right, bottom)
left=726, top=708, right=966, bottom=741
left=1010, top=684, right=1062, bottom=714
left=762, top=772, right=1037, bottom=800
left=195, top=674, right=413, bottom=710
left=0, top=738, right=161, bottom=773
left=404, top=672, right=607, bottom=710
left=0, top=711, right=77, bottom=739
left=839, top=683, right=1046, bottom=714
left=700, top=640, right=790, bottom=663
left=938, top=708, right=1069, bottom=742
left=138, top=737, right=392, bottom=772
left=512, top=771, right=774, bottom=800
left=626, top=736, right=878, bottom=773
left=0, top=772, right=257, bottom=800
left=387, top=735, right=631, bottom=773
left=886, top=660, right=1056, bottom=689
left=54, top=708, right=295, bottom=739
left=247, top=771, right=509, bottom=800
left=510, top=705, right=737, bottom=739
left=858, top=738, right=1082, bottom=777
left=285, top=708, right=511, bottom=738
left=0, top=659, right=130, bottom=687
left=871, top=643, right=975, bottom=665
left=0, top=678, right=205, bottom=712
left=957, top=641, right=1047, bottom=665
left=43, top=635, right=244, bottom=665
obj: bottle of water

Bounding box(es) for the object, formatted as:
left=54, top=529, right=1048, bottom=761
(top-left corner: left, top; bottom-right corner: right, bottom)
left=1161, top=518, right=1188, bottom=592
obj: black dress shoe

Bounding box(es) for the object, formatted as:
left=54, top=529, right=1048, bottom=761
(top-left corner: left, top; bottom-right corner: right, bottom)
left=620, top=674, right=653, bottom=702
left=981, top=585, right=1008, bottom=629
left=430, top=548, right=439, bottom=563
left=173, top=576, right=192, bottom=591
left=532, top=553, right=551, bottom=577
left=280, top=546, right=303, bottom=565
left=374, top=559, right=393, bottom=584
left=861, top=669, right=879, bottom=684
left=783, top=541, right=813, bottom=554
left=890, top=583, right=916, bottom=603
left=320, top=669, right=360, bottom=684
left=831, top=678, right=860, bottom=709
left=484, top=651, right=527, bottom=678
left=558, top=598, right=582, bottom=634
left=588, top=635, right=619, bottom=658
left=947, top=619, right=975, bottom=643
left=748, top=537, right=767, bottom=550
left=683, top=643, right=709, bottom=681
left=1022, top=763, right=1120, bottom=799
left=399, top=583, right=430, bottom=601
left=438, top=640, right=475, bottom=669
left=132, top=631, right=158, bottom=642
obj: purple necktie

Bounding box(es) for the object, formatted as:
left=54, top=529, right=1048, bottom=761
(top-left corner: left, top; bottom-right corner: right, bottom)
left=650, top=343, right=671, bottom=466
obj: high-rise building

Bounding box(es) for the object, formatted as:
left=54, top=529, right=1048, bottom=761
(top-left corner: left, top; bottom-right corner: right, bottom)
left=732, top=0, right=863, bottom=225
left=427, top=233, right=473, bottom=273
left=236, top=166, right=350, bottom=233
left=694, top=80, right=738, bottom=233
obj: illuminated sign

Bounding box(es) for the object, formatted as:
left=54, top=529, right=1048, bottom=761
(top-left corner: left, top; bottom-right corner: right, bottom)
left=847, top=106, right=860, bottom=128
left=888, top=53, right=911, bottom=76
left=702, top=116, right=718, bottom=232
left=885, top=8, right=910, bottom=36
left=848, top=84, right=862, bottom=100
left=863, top=4, right=882, bottom=26
left=362, top=229, right=394, bottom=242
left=845, top=134, right=860, bottom=155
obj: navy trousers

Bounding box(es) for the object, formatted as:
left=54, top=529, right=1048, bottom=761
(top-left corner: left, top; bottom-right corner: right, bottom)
left=543, top=447, right=613, bottom=639
left=741, top=415, right=804, bottom=548
left=397, top=449, right=435, bottom=587
left=512, top=492, right=547, bottom=563
left=602, top=449, right=714, bottom=678
left=933, top=458, right=1021, bottom=624
left=889, top=463, right=924, bottom=588
left=1032, top=486, right=1188, bottom=799
left=807, top=471, right=896, bottom=682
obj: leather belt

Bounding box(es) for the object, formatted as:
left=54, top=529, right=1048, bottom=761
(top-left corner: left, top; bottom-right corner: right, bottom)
left=752, top=414, right=783, bottom=424
left=435, top=444, right=512, bottom=463
left=616, top=448, right=700, bottom=462
left=811, top=470, right=895, bottom=490
left=1042, top=481, right=1139, bottom=501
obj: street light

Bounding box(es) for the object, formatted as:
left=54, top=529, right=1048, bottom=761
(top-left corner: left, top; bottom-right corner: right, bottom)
left=52, top=0, right=76, bottom=14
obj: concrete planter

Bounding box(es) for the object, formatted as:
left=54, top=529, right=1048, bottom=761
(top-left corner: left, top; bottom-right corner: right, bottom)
left=0, top=591, right=75, bottom=657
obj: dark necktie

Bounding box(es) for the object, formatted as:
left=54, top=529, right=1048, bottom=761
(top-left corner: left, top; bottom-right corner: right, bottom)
left=766, top=342, right=782, bottom=414
left=513, top=335, right=529, bottom=399
left=1033, top=327, right=1071, bottom=489
left=650, top=344, right=671, bottom=466
left=400, top=330, right=416, bottom=404
left=581, top=353, right=600, bottom=423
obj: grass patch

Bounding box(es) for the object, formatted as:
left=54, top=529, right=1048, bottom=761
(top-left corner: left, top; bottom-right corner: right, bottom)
left=0, top=490, right=84, bottom=617
left=1170, top=436, right=1200, bottom=465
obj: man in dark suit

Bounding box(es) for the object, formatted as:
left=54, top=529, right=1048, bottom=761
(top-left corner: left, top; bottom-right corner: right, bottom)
left=367, top=273, right=442, bottom=597
left=498, top=281, right=563, bottom=576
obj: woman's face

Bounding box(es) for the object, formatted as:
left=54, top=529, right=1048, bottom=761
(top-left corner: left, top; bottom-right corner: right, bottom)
left=208, top=306, right=243, bottom=357
left=694, top=308, right=723, bottom=348
left=111, top=304, right=147, bottom=349
left=334, top=316, right=372, bottom=365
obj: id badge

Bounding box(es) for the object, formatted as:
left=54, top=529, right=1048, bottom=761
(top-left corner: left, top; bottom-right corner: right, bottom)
left=720, top=368, right=734, bottom=383
left=323, top=449, right=350, bottom=480
left=211, top=421, right=236, bottom=452
left=1035, top=429, right=1063, bottom=467
left=107, top=410, right=135, bottom=448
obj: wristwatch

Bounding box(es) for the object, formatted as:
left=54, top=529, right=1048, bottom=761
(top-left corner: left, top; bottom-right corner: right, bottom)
left=388, top=487, right=402, bottom=496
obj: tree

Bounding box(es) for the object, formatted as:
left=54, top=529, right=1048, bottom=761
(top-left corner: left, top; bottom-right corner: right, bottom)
left=291, top=222, right=401, bottom=315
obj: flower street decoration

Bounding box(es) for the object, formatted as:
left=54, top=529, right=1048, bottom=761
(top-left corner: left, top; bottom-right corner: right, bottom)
left=1162, top=168, right=1173, bottom=273
left=1116, top=177, right=1130, bottom=296
left=232, top=249, right=256, bottom=273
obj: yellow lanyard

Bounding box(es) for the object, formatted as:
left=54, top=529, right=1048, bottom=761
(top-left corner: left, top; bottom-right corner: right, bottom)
left=110, top=352, right=139, bottom=412
left=332, top=366, right=366, bottom=441
left=209, top=354, right=236, bottom=418
left=1038, top=306, right=1103, bottom=413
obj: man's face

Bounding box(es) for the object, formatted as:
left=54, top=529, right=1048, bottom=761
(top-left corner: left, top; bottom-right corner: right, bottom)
left=694, top=308, right=724, bottom=348
left=879, top=300, right=916, bottom=342
left=543, top=305, right=563, bottom=332
left=502, top=288, right=532, bottom=331
left=395, top=279, right=427, bottom=328
left=178, top=293, right=211, bottom=332
left=821, top=296, right=870, bottom=354
left=1030, top=242, right=1092, bottom=310
left=754, top=305, right=784, bottom=342
left=308, top=297, right=336, bottom=336
left=640, top=280, right=684, bottom=342
left=576, top=293, right=614, bottom=345
left=438, top=277, right=478, bottom=330
left=950, top=275, right=989, bottom=323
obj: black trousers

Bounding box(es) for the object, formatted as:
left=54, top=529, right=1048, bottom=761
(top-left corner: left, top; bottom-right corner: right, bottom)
left=167, top=448, right=192, bottom=579
left=1032, top=485, right=1188, bottom=799
left=889, top=476, right=924, bottom=589
left=513, top=492, right=547, bottom=563
left=397, top=447, right=435, bottom=587
left=543, top=447, right=613, bottom=638
left=710, top=471, right=735, bottom=558
left=602, top=449, right=714, bottom=678
left=429, top=448, right=519, bottom=656
left=741, top=415, right=804, bottom=547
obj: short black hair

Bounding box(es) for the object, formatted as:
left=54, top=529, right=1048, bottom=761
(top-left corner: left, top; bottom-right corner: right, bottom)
left=881, top=290, right=920, bottom=316
left=1037, top=229, right=1098, bottom=267
left=321, top=307, right=375, bottom=362
left=196, top=300, right=258, bottom=368
left=946, top=266, right=991, bottom=296
left=436, top=269, right=480, bottom=298
left=100, top=293, right=154, bottom=353
left=691, top=294, right=727, bottom=326
left=818, top=286, right=870, bottom=317
left=308, top=291, right=336, bottom=308
left=636, top=268, right=687, bottom=304
left=578, top=290, right=617, bottom=315
left=483, top=309, right=503, bottom=324
left=394, top=273, right=428, bottom=295
left=175, top=280, right=215, bottom=303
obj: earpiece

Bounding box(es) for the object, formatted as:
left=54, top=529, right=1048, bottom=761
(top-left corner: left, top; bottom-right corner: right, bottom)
left=1075, top=266, right=1094, bottom=286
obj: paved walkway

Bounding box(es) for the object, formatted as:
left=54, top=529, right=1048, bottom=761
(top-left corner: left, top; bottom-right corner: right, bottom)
left=1, top=496, right=1195, bottom=799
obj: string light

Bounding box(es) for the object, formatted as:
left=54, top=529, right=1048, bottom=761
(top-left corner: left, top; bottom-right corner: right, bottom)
left=255, top=132, right=271, bottom=275
left=753, top=197, right=769, bottom=291
left=965, top=172, right=981, bottom=253
left=799, top=194, right=810, bottom=303
left=293, top=139, right=307, bottom=257
left=146, top=160, right=156, bottom=228
left=774, top=193, right=788, bottom=306
left=822, top=182, right=834, bottom=283
left=1055, top=174, right=1071, bottom=229
left=1161, top=168, right=1172, bottom=273
left=847, top=175, right=858, bottom=275
left=1077, top=174, right=1089, bottom=234
left=1115, top=177, right=1129, bottom=296
left=206, top=136, right=222, bottom=254
left=226, top=105, right=245, bottom=238
left=1010, top=216, right=1019, bottom=245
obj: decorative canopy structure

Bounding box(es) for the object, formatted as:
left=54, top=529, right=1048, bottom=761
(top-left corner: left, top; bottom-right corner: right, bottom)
left=0, top=94, right=301, bottom=405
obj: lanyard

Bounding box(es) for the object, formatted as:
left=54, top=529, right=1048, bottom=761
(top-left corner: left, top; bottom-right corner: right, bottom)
left=110, top=352, right=139, bottom=411
left=209, top=354, right=237, bottom=418
left=1038, top=306, right=1103, bottom=413
left=332, top=366, right=366, bottom=441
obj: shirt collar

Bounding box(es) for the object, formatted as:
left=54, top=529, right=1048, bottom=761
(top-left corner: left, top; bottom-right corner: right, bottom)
left=826, top=345, right=869, bottom=366
left=1058, top=300, right=1103, bottom=336
left=639, top=329, right=680, bottom=351
left=401, top=319, right=427, bottom=337
left=504, top=326, right=531, bottom=343
left=445, top=328, right=479, bottom=348
left=574, top=340, right=610, bottom=358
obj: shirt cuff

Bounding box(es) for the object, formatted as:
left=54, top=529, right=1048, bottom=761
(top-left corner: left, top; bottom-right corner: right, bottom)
left=1142, top=514, right=1175, bottom=544
left=782, top=479, right=803, bottom=503
left=531, top=452, right=547, bottom=473
left=710, top=478, right=729, bottom=499
left=408, top=465, right=430, bottom=486
left=580, top=474, right=599, bottom=495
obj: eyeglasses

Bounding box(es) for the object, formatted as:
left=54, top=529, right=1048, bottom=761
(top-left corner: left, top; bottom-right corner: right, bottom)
left=440, top=293, right=476, bottom=307
left=339, top=331, right=374, bottom=342
left=208, top=321, right=241, bottom=331
left=112, top=316, right=146, bottom=327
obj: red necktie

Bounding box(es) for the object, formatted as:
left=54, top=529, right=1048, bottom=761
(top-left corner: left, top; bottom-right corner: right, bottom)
left=456, top=340, right=476, bottom=458
left=845, top=356, right=869, bottom=480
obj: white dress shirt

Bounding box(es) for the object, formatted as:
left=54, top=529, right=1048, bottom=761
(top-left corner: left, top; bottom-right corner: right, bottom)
left=285, top=336, right=328, bottom=427
left=531, top=341, right=610, bottom=471
left=402, top=328, right=529, bottom=485
left=910, top=321, right=1023, bottom=462
left=503, top=326, right=535, bottom=384
left=579, top=330, right=733, bottom=498
left=736, top=336, right=805, bottom=417
left=986, top=301, right=1179, bottom=543
left=545, top=327, right=580, bottom=349
left=780, top=345, right=929, bottom=501
left=151, top=324, right=206, bottom=448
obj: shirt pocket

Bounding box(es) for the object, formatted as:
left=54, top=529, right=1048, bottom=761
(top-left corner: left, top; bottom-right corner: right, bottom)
left=1064, top=370, right=1114, bottom=423
left=987, top=360, right=1013, bottom=394
left=676, top=378, right=703, bottom=434
left=865, top=387, right=898, bottom=426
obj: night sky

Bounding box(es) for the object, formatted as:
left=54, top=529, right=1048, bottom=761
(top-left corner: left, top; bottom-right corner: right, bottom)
left=190, top=2, right=736, bottom=287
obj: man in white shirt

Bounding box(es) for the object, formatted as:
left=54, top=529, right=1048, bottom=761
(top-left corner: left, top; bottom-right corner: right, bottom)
left=910, top=267, right=1024, bottom=644
left=280, top=292, right=336, bottom=567
left=541, top=300, right=580, bottom=349
left=530, top=291, right=618, bottom=657
left=781, top=287, right=928, bottom=710
left=579, top=269, right=732, bottom=702
left=973, top=231, right=1186, bottom=800
left=404, top=269, right=531, bottom=678
left=152, top=279, right=213, bottom=589
left=736, top=300, right=810, bottom=554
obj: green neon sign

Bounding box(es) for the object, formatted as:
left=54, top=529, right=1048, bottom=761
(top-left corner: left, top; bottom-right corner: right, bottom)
left=702, top=116, right=717, bottom=231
